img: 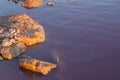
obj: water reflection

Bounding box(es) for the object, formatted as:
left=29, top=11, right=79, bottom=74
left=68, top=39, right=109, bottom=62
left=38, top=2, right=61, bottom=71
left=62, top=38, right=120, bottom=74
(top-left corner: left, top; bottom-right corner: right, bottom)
left=19, top=67, right=44, bottom=80
left=66, top=0, right=72, bottom=3
left=50, top=49, right=65, bottom=80
left=26, top=43, right=42, bottom=51
left=8, top=0, right=25, bottom=4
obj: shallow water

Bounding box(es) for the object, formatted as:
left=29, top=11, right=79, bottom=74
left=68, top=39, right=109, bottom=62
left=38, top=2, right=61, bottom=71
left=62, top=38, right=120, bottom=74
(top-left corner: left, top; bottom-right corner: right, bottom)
left=0, top=0, right=120, bottom=80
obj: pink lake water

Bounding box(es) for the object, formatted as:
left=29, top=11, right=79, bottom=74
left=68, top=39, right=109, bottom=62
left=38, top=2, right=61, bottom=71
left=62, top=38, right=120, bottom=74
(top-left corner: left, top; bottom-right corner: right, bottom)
left=0, top=0, right=120, bottom=80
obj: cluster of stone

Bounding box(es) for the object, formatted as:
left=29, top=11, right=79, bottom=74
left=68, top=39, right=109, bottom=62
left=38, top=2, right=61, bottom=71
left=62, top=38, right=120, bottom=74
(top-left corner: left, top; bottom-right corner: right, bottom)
left=0, top=14, right=57, bottom=75
left=0, top=14, right=45, bottom=60
left=8, top=0, right=55, bottom=9
left=19, top=55, right=57, bottom=75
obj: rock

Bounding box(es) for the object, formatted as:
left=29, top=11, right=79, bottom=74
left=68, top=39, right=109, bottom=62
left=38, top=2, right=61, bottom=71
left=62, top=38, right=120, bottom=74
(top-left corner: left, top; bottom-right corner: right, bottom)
left=1, top=38, right=14, bottom=47
left=0, top=14, right=45, bottom=60
left=1, top=14, right=45, bottom=46
left=0, top=56, right=3, bottom=60
left=4, top=32, right=10, bottom=38
left=47, top=2, right=55, bottom=6
left=0, top=41, right=26, bottom=60
left=22, top=0, right=44, bottom=9
left=0, top=34, right=5, bottom=39
left=9, top=28, right=16, bottom=35
left=19, top=55, right=57, bottom=75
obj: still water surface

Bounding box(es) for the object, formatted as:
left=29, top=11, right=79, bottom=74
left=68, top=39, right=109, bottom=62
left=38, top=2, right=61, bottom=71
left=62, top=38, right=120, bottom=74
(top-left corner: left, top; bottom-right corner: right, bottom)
left=0, top=0, right=120, bottom=80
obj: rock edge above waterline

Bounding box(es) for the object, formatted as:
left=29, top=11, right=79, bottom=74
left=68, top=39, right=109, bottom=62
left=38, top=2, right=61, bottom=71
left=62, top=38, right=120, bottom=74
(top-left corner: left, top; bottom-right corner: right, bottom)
left=0, top=14, right=45, bottom=60
left=19, top=55, right=57, bottom=75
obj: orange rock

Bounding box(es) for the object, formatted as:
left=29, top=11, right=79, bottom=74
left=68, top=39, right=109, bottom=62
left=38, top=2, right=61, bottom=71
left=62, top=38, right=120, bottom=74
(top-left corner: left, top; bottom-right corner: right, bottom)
left=19, top=55, right=57, bottom=75
left=0, top=41, right=26, bottom=60
left=22, top=0, right=44, bottom=9
left=2, top=14, right=45, bottom=46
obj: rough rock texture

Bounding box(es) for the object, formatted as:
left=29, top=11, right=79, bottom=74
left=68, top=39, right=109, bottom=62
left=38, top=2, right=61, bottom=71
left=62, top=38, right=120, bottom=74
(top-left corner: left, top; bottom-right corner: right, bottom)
left=1, top=14, right=45, bottom=46
left=22, top=0, right=44, bottom=9
left=0, top=56, right=3, bottom=60
left=19, top=55, right=57, bottom=75
left=0, top=41, right=26, bottom=60
left=0, top=14, right=45, bottom=60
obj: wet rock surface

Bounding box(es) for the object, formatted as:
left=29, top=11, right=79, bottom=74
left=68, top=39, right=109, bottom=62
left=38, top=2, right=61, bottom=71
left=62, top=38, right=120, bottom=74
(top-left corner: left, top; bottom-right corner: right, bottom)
left=22, top=0, right=44, bottom=9
left=0, top=41, right=26, bottom=60
left=19, top=55, right=57, bottom=75
left=0, top=14, right=45, bottom=60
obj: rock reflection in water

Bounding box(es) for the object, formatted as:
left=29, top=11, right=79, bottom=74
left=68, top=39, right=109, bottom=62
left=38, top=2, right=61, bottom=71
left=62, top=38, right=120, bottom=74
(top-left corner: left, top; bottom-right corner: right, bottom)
left=19, top=67, right=44, bottom=80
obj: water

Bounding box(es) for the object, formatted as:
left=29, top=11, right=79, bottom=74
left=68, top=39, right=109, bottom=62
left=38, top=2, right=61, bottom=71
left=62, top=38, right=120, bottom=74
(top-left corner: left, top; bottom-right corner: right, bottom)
left=0, top=0, right=120, bottom=80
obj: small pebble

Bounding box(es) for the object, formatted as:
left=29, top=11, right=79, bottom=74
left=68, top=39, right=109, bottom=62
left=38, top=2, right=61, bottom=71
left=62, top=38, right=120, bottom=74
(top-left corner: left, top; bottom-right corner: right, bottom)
left=47, top=2, right=55, bottom=6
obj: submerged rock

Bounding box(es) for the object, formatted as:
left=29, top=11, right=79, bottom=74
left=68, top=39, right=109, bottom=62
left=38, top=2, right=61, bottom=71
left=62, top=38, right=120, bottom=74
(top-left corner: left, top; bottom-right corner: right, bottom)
left=0, top=41, right=26, bottom=60
left=19, top=55, right=57, bottom=75
left=22, top=0, right=44, bottom=9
